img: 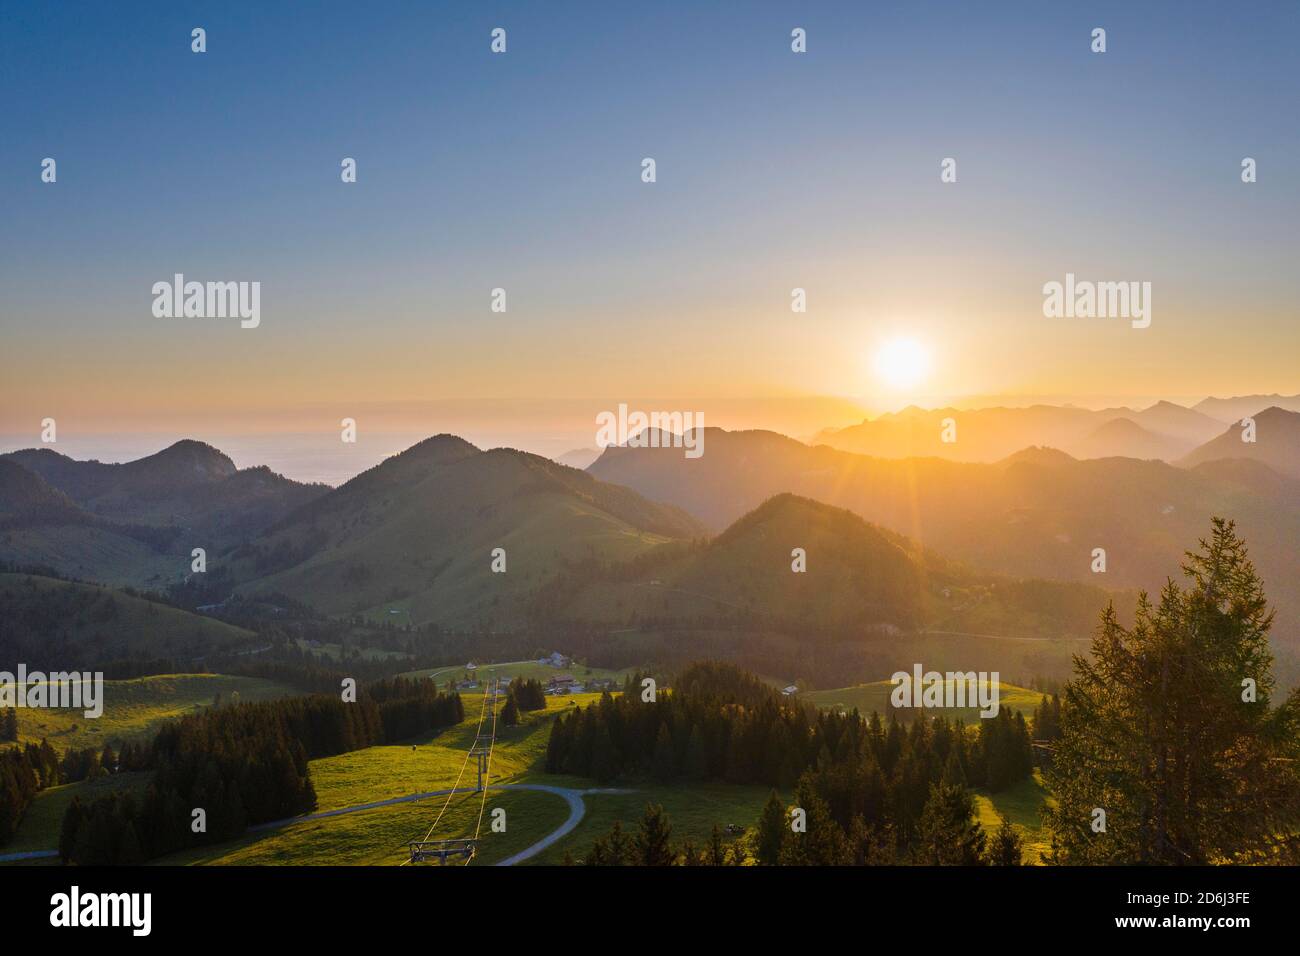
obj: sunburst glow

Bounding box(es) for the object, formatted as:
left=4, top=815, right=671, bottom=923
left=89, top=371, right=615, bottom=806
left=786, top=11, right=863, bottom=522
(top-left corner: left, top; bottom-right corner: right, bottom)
left=874, top=337, right=931, bottom=390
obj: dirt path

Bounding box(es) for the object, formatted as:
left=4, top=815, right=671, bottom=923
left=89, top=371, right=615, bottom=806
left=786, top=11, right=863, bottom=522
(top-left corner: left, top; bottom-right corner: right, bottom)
left=0, top=781, right=629, bottom=866
left=249, top=780, right=633, bottom=865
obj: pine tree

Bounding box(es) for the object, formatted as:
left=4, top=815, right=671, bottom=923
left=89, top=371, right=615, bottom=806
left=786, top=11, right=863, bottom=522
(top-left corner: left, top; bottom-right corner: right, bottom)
left=602, top=820, right=632, bottom=865
left=59, top=795, right=84, bottom=861
left=754, top=790, right=786, bottom=865
left=591, top=725, right=619, bottom=784
left=707, top=823, right=729, bottom=866
left=651, top=724, right=675, bottom=782
left=684, top=725, right=707, bottom=780
left=635, top=803, right=674, bottom=866
left=678, top=838, right=704, bottom=866
left=985, top=815, right=1024, bottom=865
left=1044, top=520, right=1300, bottom=864
left=913, top=782, right=986, bottom=865
left=501, top=695, right=519, bottom=727
left=778, top=781, right=850, bottom=866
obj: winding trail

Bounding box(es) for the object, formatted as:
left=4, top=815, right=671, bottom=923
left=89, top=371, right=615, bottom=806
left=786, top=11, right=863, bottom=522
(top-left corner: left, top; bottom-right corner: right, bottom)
left=0, top=781, right=632, bottom=866
left=262, top=781, right=635, bottom=866
left=0, top=849, right=58, bottom=862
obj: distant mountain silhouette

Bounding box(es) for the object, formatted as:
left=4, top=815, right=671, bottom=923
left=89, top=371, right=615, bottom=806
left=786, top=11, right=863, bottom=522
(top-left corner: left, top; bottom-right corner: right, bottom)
left=535, top=492, right=1136, bottom=685
left=555, top=447, right=602, bottom=469
left=589, top=426, right=1300, bottom=637
left=1076, top=418, right=1185, bottom=460
left=814, top=401, right=1226, bottom=462
left=0, top=458, right=77, bottom=517
left=1179, top=407, right=1300, bottom=478
left=0, top=441, right=329, bottom=585
left=1193, top=394, right=1300, bottom=422
left=4, top=439, right=237, bottom=501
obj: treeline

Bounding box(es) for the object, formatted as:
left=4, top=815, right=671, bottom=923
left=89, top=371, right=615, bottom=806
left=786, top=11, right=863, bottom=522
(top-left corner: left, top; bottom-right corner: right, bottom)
left=57, top=680, right=463, bottom=865
left=509, top=678, right=546, bottom=712
left=574, top=795, right=1024, bottom=867
left=1032, top=694, right=1062, bottom=741
left=501, top=677, right=547, bottom=727
left=0, top=739, right=115, bottom=845
left=577, top=804, right=744, bottom=866
left=545, top=662, right=1034, bottom=795
left=516, top=620, right=927, bottom=692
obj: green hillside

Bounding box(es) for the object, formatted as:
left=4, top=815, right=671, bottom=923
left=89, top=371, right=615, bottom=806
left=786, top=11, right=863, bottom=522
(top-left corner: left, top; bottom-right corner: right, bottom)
left=973, top=770, right=1052, bottom=865
left=1, top=772, right=150, bottom=858
left=0, top=526, right=180, bottom=587
left=0, top=572, right=259, bottom=664
left=151, top=689, right=605, bottom=865
left=232, top=437, right=704, bottom=628
left=0, top=443, right=328, bottom=587
left=587, top=426, right=1300, bottom=635
left=12, top=673, right=295, bottom=753
left=800, top=678, right=1043, bottom=723
left=548, top=495, right=1129, bottom=667
left=400, top=659, right=633, bottom=686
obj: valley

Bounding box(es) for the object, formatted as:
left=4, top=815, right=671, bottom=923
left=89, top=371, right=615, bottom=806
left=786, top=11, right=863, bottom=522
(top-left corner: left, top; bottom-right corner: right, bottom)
left=1, top=398, right=1297, bottom=870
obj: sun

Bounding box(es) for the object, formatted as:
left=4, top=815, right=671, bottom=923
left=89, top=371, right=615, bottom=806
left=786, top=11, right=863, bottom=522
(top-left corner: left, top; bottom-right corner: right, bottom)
left=873, top=337, right=931, bottom=390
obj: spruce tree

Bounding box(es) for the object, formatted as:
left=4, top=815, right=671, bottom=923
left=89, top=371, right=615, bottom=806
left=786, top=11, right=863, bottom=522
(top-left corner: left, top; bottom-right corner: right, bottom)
left=635, top=803, right=674, bottom=866
left=707, top=823, right=728, bottom=866
left=651, top=724, right=675, bottom=782
left=755, top=789, right=786, bottom=865
left=985, top=814, right=1024, bottom=865
left=913, top=782, right=986, bottom=865
left=778, top=783, right=850, bottom=866
left=603, top=820, right=632, bottom=865
left=1045, top=519, right=1300, bottom=864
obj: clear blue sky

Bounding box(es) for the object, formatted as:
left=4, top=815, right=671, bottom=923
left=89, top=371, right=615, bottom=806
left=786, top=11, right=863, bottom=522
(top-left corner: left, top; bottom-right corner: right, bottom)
left=1, top=0, right=1296, bottom=441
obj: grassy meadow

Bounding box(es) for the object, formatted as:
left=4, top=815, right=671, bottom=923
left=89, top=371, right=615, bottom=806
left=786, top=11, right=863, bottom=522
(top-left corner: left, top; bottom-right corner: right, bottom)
left=13, top=673, right=295, bottom=753
left=800, top=678, right=1045, bottom=723
left=400, top=659, right=634, bottom=687
left=5, top=674, right=1055, bottom=866
left=150, top=690, right=601, bottom=865
left=974, top=770, right=1052, bottom=864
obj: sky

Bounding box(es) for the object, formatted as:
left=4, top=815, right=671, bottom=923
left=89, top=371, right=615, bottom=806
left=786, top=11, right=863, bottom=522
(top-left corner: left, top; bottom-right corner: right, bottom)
left=1, top=0, right=1297, bottom=471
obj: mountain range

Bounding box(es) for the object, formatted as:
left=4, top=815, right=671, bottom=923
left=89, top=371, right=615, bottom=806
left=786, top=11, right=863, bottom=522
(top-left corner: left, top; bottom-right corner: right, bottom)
left=2, top=396, right=1295, bottom=665
left=0, top=441, right=328, bottom=587
left=587, top=414, right=1300, bottom=638
left=812, top=396, right=1300, bottom=465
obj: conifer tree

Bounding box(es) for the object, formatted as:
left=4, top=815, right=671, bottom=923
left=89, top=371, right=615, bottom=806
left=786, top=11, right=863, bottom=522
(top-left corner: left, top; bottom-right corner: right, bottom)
left=755, top=789, right=786, bottom=865
left=501, top=694, right=519, bottom=727
left=678, top=838, right=704, bottom=865
left=778, top=783, right=850, bottom=866
left=635, top=803, right=674, bottom=865
left=684, top=725, right=707, bottom=780
left=606, top=819, right=632, bottom=864
left=1045, top=519, right=1300, bottom=864
left=707, top=823, right=729, bottom=866
left=913, top=782, right=986, bottom=865
left=651, top=724, right=676, bottom=782
left=985, top=815, right=1024, bottom=865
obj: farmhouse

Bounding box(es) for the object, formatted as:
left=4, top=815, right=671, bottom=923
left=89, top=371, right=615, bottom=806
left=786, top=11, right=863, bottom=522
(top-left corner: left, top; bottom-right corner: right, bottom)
left=547, top=674, right=578, bottom=693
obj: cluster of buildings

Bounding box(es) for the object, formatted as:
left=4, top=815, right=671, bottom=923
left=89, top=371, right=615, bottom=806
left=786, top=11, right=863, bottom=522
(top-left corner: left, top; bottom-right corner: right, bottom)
left=545, top=673, right=620, bottom=695
left=444, top=653, right=621, bottom=696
